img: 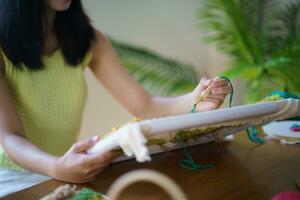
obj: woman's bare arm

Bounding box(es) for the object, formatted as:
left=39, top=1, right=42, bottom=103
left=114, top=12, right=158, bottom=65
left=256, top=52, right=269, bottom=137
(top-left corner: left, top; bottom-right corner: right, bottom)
left=89, top=31, right=231, bottom=119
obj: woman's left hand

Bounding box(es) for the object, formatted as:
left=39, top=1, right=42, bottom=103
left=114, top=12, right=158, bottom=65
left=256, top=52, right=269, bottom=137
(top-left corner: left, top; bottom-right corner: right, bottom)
left=191, top=77, right=232, bottom=112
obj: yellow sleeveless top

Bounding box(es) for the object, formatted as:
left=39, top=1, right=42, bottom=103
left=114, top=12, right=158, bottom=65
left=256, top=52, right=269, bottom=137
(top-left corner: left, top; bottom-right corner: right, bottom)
left=0, top=49, right=92, bottom=171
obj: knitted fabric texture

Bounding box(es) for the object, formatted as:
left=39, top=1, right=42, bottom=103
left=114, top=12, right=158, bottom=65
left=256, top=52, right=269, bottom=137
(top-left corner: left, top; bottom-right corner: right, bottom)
left=0, top=49, right=92, bottom=171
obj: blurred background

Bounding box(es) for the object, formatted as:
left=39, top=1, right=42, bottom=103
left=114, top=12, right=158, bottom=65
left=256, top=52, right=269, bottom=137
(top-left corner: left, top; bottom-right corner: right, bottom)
left=79, top=0, right=300, bottom=139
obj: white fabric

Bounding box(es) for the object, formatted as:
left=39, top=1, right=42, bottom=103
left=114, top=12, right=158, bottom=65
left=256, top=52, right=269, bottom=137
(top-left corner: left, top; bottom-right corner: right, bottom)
left=263, top=121, right=300, bottom=145
left=0, top=168, right=51, bottom=198
left=88, top=123, right=151, bottom=163
left=263, top=120, right=300, bottom=138
left=265, top=135, right=300, bottom=145
left=118, top=123, right=150, bottom=162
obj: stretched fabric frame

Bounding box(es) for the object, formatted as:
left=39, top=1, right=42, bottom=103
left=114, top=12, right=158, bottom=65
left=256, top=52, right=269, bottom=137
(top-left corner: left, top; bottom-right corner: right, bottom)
left=88, top=99, right=300, bottom=162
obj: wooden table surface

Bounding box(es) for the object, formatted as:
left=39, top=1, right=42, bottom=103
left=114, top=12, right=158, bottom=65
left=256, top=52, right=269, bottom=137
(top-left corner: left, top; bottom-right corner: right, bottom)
left=3, top=132, right=300, bottom=200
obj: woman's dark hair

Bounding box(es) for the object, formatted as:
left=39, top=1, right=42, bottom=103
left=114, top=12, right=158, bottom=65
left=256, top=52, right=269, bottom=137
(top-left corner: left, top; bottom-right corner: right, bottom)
left=0, top=0, right=95, bottom=70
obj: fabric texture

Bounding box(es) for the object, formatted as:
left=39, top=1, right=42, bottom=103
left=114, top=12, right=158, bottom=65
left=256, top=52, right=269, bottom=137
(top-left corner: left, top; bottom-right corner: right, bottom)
left=0, top=49, right=92, bottom=171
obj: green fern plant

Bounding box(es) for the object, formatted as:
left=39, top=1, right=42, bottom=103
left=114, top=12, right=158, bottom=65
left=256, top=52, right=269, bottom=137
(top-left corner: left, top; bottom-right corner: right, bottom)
left=111, top=39, right=199, bottom=96
left=199, top=0, right=300, bottom=102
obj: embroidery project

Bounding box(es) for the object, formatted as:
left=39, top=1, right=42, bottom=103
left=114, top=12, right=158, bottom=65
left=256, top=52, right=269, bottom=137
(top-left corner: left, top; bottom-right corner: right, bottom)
left=290, top=124, right=300, bottom=132
left=88, top=98, right=300, bottom=162
left=263, top=121, right=300, bottom=145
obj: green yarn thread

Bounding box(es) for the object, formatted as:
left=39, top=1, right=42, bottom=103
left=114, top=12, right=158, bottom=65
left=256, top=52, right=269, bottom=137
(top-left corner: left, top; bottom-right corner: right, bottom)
left=220, top=76, right=233, bottom=107
left=178, top=131, right=215, bottom=171
left=190, top=104, right=197, bottom=113
left=246, top=127, right=264, bottom=144
left=221, top=76, right=264, bottom=144
left=179, top=76, right=234, bottom=171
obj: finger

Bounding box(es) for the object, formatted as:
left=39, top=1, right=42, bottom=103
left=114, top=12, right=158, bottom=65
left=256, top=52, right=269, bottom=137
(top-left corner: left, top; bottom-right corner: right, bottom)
left=207, top=94, right=226, bottom=101
left=94, top=153, right=115, bottom=166
left=194, top=77, right=212, bottom=92
left=195, top=98, right=222, bottom=111
left=211, top=79, right=229, bottom=87
left=85, top=159, right=112, bottom=179
left=204, top=97, right=222, bottom=104
left=78, top=158, right=111, bottom=181
left=200, top=98, right=223, bottom=109
left=91, top=159, right=112, bottom=171
left=211, top=85, right=231, bottom=95
left=84, top=151, right=115, bottom=165
left=71, top=136, right=100, bottom=153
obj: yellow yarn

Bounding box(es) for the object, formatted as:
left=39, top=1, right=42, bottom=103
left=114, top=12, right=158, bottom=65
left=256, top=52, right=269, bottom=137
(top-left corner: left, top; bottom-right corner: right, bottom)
left=0, top=49, right=92, bottom=171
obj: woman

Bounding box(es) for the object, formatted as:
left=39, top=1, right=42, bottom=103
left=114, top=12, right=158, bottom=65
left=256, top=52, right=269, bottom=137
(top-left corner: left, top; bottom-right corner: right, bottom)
left=0, top=0, right=231, bottom=196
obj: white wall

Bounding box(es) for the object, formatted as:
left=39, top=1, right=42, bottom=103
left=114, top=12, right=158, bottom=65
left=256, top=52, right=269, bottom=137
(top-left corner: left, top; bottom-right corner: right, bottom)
left=79, top=0, right=233, bottom=139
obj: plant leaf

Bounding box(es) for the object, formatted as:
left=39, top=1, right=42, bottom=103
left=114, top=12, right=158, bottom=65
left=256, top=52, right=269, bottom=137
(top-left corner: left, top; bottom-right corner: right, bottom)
left=110, top=39, right=199, bottom=96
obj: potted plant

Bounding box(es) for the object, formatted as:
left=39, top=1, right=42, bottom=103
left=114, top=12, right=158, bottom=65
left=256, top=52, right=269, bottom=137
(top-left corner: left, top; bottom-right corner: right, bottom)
left=199, top=0, right=300, bottom=102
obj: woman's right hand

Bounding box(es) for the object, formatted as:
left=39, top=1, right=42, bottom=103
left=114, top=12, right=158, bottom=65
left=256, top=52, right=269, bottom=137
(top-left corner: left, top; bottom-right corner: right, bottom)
left=51, top=136, right=115, bottom=183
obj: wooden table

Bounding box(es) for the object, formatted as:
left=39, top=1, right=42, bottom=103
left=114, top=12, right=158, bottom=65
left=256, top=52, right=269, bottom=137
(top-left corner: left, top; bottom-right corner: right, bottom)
left=3, top=133, right=300, bottom=200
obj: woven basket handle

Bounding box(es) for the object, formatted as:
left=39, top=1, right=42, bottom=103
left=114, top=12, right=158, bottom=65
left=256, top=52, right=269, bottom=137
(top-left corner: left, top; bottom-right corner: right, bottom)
left=106, top=169, right=188, bottom=200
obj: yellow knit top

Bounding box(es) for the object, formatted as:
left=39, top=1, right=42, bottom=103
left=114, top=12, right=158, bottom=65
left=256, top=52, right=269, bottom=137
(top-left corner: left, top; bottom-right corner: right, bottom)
left=0, top=49, right=92, bottom=171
